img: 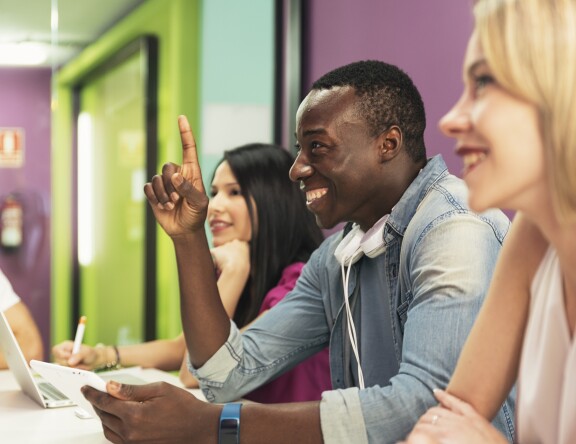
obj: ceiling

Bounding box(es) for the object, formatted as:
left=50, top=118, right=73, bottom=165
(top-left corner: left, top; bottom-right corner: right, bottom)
left=0, top=0, right=146, bottom=67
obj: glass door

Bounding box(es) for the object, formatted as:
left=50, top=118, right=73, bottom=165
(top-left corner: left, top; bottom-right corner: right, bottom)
left=74, top=38, right=157, bottom=346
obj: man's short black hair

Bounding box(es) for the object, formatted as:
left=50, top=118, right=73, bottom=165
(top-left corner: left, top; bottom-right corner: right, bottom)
left=312, top=60, right=427, bottom=163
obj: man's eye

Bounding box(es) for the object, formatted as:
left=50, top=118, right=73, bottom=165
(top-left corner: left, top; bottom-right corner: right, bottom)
left=311, top=142, right=322, bottom=149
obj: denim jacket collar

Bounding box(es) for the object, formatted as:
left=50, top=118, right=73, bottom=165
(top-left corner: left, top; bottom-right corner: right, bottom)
left=386, top=154, right=448, bottom=237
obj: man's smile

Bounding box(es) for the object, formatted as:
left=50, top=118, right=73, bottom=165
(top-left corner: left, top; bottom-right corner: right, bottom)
left=305, top=188, right=328, bottom=205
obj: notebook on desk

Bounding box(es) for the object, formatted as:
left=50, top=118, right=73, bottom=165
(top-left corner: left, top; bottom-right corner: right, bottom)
left=0, top=311, right=147, bottom=410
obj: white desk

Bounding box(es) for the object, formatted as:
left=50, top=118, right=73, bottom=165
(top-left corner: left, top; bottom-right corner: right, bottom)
left=0, top=367, right=206, bottom=443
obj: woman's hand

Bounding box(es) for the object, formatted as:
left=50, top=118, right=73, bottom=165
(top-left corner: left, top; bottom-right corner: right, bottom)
left=400, top=390, right=508, bottom=444
left=211, top=239, right=250, bottom=277
left=52, top=341, right=109, bottom=370
left=143, top=115, right=209, bottom=238
left=211, top=239, right=250, bottom=317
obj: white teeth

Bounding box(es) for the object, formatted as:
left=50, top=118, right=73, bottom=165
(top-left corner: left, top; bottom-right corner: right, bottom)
left=463, top=152, right=487, bottom=168
left=306, top=188, right=328, bottom=203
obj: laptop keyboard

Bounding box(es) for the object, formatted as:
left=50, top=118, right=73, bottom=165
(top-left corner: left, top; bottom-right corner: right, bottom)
left=39, top=382, right=69, bottom=401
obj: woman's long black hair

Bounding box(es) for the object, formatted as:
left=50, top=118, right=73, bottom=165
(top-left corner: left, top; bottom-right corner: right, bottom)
left=211, top=143, right=324, bottom=328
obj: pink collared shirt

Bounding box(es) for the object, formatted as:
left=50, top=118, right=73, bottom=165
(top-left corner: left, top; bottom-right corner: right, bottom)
left=243, top=262, right=332, bottom=403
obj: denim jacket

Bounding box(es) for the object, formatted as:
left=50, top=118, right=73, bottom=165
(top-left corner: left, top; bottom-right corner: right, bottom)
left=192, top=155, right=515, bottom=443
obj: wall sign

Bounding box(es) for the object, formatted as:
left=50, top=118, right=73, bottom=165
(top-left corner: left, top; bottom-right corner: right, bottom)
left=0, top=128, right=24, bottom=168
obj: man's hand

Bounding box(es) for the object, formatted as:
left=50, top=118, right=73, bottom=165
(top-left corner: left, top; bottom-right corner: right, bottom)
left=144, top=115, right=209, bottom=238
left=82, top=380, right=220, bottom=443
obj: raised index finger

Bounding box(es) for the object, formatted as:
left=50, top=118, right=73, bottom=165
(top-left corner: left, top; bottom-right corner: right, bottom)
left=178, top=115, right=197, bottom=163
left=178, top=115, right=204, bottom=192
left=178, top=116, right=200, bottom=174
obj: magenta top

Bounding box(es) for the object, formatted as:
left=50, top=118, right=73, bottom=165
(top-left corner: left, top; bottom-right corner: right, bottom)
left=242, top=262, right=332, bottom=403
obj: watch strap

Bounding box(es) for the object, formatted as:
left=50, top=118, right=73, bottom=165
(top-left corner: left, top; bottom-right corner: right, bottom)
left=219, top=402, right=242, bottom=444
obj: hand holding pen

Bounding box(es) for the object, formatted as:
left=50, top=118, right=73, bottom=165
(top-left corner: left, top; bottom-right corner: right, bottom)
left=52, top=316, right=119, bottom=371
left=51, top=316, right=95, bottom=370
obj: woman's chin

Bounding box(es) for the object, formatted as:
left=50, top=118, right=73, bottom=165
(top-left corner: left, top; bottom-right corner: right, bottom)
left=468, top=193, right=494, bottom=214
left=211, top=235, right=229, bottom=247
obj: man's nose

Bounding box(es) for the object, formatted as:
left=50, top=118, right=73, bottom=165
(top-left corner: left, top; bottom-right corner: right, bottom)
left=289, top=151, right=313, bottom=183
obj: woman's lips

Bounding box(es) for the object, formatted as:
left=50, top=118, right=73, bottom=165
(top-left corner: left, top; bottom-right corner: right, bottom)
left=456, top=147, right=488, bottom=177
left=209, top=220, right=231, bottom=233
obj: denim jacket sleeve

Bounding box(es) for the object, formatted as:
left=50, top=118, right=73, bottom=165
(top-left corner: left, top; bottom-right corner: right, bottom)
left=349, top=210, right=509, bottom=443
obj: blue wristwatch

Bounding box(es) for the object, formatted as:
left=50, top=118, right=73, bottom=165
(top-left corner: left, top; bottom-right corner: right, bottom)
left=219, top=403, right=242, bottom=444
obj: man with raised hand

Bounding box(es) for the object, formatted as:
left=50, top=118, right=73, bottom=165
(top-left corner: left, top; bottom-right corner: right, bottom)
left=83, top=61, right=514, bottom=443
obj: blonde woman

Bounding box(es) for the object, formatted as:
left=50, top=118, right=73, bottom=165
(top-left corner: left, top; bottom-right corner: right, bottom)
left=403, top=1, right=576, bottom=443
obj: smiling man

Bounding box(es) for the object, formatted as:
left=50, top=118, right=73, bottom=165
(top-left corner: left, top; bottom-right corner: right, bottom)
left=83, top=61, right=515, bottom=443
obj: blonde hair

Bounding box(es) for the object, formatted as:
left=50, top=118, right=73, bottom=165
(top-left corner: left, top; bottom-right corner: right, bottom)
left=474, top=0, right=576, bottom=223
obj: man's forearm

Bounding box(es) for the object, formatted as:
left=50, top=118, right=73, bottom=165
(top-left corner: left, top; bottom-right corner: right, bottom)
left=173, top=233, right=231, bottom=366
left=239, top=401, right=323, bottom=444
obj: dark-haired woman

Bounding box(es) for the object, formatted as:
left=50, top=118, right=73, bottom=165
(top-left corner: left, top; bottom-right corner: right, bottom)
left=53, top=143, right=331, bottom=403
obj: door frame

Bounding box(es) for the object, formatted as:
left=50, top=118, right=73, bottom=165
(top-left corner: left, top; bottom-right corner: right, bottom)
left=70, top=36, right=158, bottom=341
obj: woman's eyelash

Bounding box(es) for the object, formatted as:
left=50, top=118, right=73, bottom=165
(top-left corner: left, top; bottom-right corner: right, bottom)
left=474, top=74, right=494, bottom=90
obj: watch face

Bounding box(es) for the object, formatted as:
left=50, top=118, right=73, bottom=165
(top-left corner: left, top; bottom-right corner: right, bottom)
left=220, top=419, right=239, bottom=444
left=221, top=418, right=239, bottom=432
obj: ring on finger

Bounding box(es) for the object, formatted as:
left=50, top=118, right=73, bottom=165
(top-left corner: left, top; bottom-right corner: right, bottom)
left=431, top=414, right=439, bottom=425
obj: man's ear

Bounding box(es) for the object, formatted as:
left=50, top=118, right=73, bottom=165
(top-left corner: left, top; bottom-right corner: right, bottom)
left=377, top=126, right=402, bottom=162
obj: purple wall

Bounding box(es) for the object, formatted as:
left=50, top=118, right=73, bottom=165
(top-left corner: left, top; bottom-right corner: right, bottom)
left=0, top=68, right=52, bottom=359
left=303, top=0, right=474, bottom=175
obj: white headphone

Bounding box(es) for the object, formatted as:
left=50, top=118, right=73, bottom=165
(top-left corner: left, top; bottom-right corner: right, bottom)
left=333, top=215, right=389, bottom=389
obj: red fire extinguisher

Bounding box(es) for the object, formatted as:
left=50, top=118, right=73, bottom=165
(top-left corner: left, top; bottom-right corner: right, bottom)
left=1, top=195, right=23, bottom=249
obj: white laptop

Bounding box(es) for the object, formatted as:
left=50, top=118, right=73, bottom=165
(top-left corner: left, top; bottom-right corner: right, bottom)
left=0, top=310, right=75, bottom=408
left=0, top=311, right=148, bottom=411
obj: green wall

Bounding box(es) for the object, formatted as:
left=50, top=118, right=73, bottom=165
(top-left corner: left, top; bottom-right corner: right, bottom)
left=52, top=0, right=200, bottom=344
left=52, top=0, right=276, bottom=345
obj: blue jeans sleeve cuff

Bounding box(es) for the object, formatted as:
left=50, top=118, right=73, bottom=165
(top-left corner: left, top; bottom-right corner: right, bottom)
left=189, top=320, right=242, bottom=384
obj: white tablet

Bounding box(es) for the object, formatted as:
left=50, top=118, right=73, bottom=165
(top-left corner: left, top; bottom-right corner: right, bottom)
left=30, top=360, right=107, bottom=418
